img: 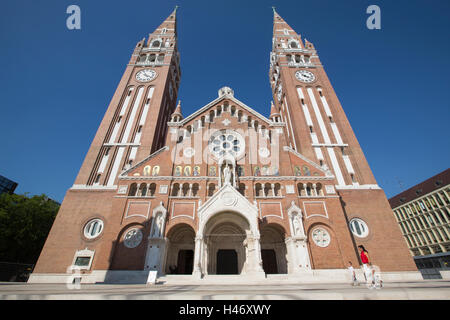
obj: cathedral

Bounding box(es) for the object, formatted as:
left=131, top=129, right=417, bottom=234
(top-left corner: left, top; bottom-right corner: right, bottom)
left=29, top=8, right=419, bottom=283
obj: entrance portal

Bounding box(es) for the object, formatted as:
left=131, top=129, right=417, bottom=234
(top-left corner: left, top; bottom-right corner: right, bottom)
left=260, top=224, right=288, bottom=274
left=165, top=224, right=195, bottom=274
left=261, top=249, right=278, bottom=274
left=177, top=250, right=194, bottom=274
left=216, top=249, right=238, bottom=274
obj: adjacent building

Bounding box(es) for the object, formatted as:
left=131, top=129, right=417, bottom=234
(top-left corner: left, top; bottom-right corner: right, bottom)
left=0, top=175, right=18, bottom=195
left=29, top=8, right=419, bottom=284
left=389, top=169, right=450, bottom=279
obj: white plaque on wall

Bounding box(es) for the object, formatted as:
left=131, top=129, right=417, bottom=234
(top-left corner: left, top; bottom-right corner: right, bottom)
left=147, top=270, right=158, bottom=284
left=285, top=185, right=295, bottom=194
left=118, top=185, right=128, bottom=194
left=325, top=185, right=335, bottom=194
left=159, top=185, right=168, bottom=194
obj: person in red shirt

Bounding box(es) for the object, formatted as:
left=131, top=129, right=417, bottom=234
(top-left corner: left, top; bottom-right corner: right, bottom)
left=358, top=245, right=376, bottom=288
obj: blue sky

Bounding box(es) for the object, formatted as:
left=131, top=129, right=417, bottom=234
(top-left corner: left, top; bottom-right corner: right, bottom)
left=1, top=0, right=449, bottom=203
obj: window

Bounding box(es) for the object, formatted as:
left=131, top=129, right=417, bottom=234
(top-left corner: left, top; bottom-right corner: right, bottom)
left=349, top=218, right=369, bottom=238
left=84, top=219, right=104, bottom=239
left=74, top=257, right=91, bottom=267
left=311, top=228, right=331, bottom=247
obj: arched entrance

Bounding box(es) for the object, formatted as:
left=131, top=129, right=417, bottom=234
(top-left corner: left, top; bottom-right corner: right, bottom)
left=203, top=212, right=249, bottom=275
left=260, top=224, right=288, bottom=274
left=165, top=224, right=195, bottom=274
left=194, top=183, right=265, bottom=278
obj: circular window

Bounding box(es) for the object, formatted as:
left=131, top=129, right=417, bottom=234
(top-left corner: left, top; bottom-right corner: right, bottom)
left=84, top=219, right=104, bottom=239
left=208, top=130, right=245, bottom=159
left=311, top=227, right=330, bottom=247
left=349, top=218, right=369, bottom=238
left=123, top=228, right=143, bottom=248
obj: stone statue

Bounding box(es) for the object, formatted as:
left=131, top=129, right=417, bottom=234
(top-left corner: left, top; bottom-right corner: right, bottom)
left=152, top=213, right=164, bottom=238
left=293, top=215, right=301, bottom=236
left=223, top=165, right=231, bottom=185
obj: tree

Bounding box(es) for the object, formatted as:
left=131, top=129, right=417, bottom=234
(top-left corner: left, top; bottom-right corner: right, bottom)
left=0, top=193, right=59, bottom=264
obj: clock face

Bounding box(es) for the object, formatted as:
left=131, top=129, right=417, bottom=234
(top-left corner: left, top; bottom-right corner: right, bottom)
left=136, top=69, right=157, bottom=82
left=295, top=70, right=315, bottom=83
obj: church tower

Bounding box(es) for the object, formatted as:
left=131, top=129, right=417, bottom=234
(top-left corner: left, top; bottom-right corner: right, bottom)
left=31, top=8, right=181, bottom=275
left=269, top=9, right=416, bottom=271
left=74, top=8, right=180, bottom=189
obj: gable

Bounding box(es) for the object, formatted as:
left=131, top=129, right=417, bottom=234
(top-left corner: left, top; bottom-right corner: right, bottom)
left=179, top=89, right=274, bottom=128
left=119, top=146, right=170, bottom=178
left=284, top=146, right=332, bottom=177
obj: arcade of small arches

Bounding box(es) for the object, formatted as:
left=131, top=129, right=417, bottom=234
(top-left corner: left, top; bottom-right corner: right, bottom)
left=126, top=181, right=325, bottom=198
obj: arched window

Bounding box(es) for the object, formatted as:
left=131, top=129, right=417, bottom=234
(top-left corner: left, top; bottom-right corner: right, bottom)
left=139, top=54, right=147, bottom=63
left=255, top=183, right=262, bottom=197
left=139, top=183, right=147, bottom=197
left=316, top=183, right=323, bottom=196
left=171, top=183, right=180, bottom=197
left=306, top=183, right=312, bottom=196
left=149, top=183, right=156, bottom=197
left=149, top=54, right=156, bottom=62
left=208, top=183, right=216, bottom=197
left=274, top=183, right=281, bottom=197
left=128, top=183, right=137, bottom=196
left=192, top=183, right=199, bottom=197
left=238, top=183, right=245, bottom=196
left=94, top=174, right=101, bottom=185
left=297, top=183, right=304, bottom=196
left=237, top=110, right=243, bottom=122
left=182, top=183, right=190, bottom=197
left=264, top=183, right=271, bottom=197
left=231, top=105, right=236, bottom=117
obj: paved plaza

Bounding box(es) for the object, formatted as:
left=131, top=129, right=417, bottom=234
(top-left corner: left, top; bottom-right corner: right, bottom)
left=1, top=279, right=450, bottom=300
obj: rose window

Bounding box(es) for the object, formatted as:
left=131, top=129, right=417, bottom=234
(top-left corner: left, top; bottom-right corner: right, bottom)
left=311, top=228, right=331, bottom=247
left=124, top=228, right=143, bottom=248
left=209, top=130, right=245, bottom=158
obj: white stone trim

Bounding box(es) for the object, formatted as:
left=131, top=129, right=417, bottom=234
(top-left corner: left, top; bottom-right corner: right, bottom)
left=335, top=184, right=381, bottom=190
left=70, top=185, right=117, bottom=190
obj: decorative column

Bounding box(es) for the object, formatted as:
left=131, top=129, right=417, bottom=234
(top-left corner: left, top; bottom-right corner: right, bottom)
left=245, top=234, right=265, bottom=277
left=193, top=235, right=203, bottom=279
